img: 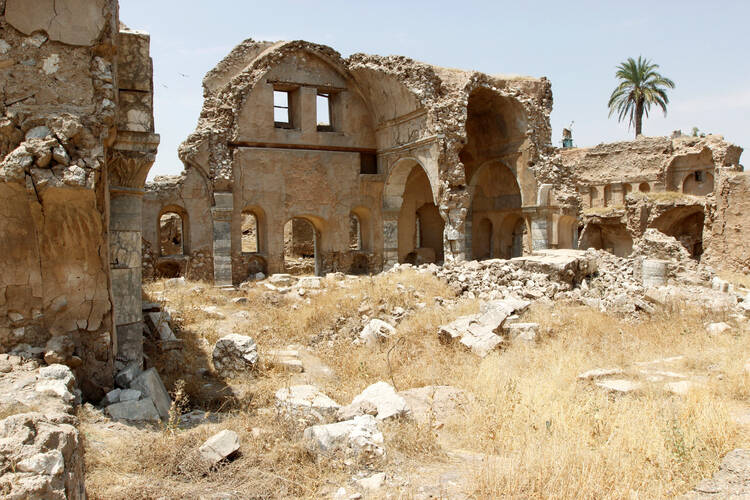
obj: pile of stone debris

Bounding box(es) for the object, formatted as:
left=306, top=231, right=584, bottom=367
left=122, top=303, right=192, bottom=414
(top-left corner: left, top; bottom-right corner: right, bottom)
left=395, top=233, right=750, bottom=319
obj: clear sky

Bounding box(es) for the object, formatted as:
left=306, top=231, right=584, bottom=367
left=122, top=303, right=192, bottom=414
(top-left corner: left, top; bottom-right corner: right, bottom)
left=119, top=0, right=750, bottom=179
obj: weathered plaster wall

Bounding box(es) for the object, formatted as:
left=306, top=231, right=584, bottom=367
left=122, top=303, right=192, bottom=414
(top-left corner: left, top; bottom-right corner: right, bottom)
left=0, top=0, right=158, bottom=398
left=704, top=171, right=750, bottom=273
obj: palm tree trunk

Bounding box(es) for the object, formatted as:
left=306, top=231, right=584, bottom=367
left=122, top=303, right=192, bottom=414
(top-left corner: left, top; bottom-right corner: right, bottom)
left=635, top=98, right=643, bottom=138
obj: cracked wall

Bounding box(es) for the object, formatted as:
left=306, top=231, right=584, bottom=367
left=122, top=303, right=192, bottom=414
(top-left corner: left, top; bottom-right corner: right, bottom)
left=0, top=0, right=158, bottom=399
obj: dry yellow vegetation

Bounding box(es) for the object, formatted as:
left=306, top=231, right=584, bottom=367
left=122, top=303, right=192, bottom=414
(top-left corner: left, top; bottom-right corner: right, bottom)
left=83, top=270, right=750, bottom=499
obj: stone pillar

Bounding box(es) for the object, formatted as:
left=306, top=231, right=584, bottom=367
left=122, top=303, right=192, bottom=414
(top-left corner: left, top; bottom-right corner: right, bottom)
left=109, top=186, right=145, bottom=370
left=108, top=134, right=158, bottom=371
left=383, top=212, right=399, bottom=268
left=530, top=212, right=550, bottom=251
left=613, top=183, right=625, bottom=206
left=443, top=207, right=467, bottom=263
left=212, top=192, right=234, bottom=286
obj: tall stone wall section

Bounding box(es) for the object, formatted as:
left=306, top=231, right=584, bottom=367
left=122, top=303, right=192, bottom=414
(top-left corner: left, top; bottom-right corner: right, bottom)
left=0, top=0, right=158, bottom=399
left=704, top=171, right=750, bottom=273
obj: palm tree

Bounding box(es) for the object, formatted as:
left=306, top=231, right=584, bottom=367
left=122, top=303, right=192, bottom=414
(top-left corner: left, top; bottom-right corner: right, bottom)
left=608, top=56, right=675, bottom=138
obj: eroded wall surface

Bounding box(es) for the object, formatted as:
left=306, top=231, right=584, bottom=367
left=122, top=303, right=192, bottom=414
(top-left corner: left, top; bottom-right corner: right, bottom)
left=0, top=0, right=158, bottom=398
left=704, top=172, right=750, bottom=273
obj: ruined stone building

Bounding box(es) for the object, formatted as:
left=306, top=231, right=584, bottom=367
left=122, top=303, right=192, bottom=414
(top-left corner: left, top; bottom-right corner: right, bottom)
left=562, top=135, right=744, bottom=262
left=0, top=0, right=158, bottom=399
left=142, top=38, right=747, bottom=285
left=143, top=39, right=574, bottom=285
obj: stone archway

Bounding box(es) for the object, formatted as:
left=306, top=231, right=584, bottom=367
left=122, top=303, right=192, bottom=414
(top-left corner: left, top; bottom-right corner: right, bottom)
left=382, top=158, right=441, bottom=266
left=651, top=206, right=705, bottom=258
left=466, top=160, right=523, bottom=260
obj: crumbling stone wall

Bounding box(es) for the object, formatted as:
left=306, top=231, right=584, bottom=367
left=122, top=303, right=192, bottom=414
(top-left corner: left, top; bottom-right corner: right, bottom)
left=704, top=171, right=750, bottom=272
left=0, top=0, right=158, bottom=398
left=563, top=134, right=743, bottom=263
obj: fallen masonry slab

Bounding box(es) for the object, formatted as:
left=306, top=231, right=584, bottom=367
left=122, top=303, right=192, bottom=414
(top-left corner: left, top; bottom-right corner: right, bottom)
left=275, top=385, right=341, bottom=419
left=130, top=368, right=172, bottom=420
left=512, top=250, right=598, bottom=285
left=266, top=349, right=303, bottom=372
left=338, top=381, right=410, bottom=421
left=304, top=414, right=384, bottom=458
left=595, top=379, right=641, bottom=394
left=212, top=334, right=259, bottom=377
left=506, top=322, right=539, bottom=341
left=577, top=368, right=625, bottom=380
left=106, top=399, right=160, bottom=422
left=199, top=430, right=240, bottom=465
left=357, top=319, right=396, bottom=347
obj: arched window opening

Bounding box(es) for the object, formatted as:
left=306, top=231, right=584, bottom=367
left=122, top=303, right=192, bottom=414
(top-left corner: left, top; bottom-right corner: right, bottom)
left=639, top=182, right=651, bottom=193
left=241, top=212, right=259, bottom=253
left=159, top=212, right=184, bottom=256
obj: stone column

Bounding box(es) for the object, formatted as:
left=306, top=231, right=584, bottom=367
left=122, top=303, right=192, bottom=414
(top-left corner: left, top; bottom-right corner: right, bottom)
left=108, top=135, right=158, bottom=370
left=443, top=207, right=467, bottom=263
left=109, top=186, right=145, bottom=369
left=212, top=192, right=234, bottom=286
left=383, top=212, right=399, bottom=268
left=529, top=212, right=550, bottom=251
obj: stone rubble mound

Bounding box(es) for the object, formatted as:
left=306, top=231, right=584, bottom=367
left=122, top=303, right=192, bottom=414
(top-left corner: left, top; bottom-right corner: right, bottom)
left=0, top=355, right=84, bottom=499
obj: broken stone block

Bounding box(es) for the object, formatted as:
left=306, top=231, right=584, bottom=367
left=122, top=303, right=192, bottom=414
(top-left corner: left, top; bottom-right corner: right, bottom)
left=200, top=305, right=226, bottom=320
left=35, top=380, right=75, bottom=403
left=212, top=334, right=258, bottom=378
left=164, top=277, right=186, bottom=288
left=266, top=349, right=304, bottom=372
left=119, top=389, right=141, bottom=402
left=297, top=276, right=322, bottom=289
left=706, top=322, right=731, bottom=335
left=577, top=368, right=624, bottom=380
left=664, top=380, right=698, bottom=396
left=37, top=364, right=75, bottom=390
left=595, top=379, right=641, bottom=394
left=106, top=399, right=160, bottom=422
left=115, top=362, right=142, bottom=388
left=145, top=311, right=177, bottom=341
left=275, top=385, right=341, bottom=419
left=357, top=319, right=395, bottom=347
left=506, top=322, right=539, bottom=341
left=130, top=368, right=172, bottom=420
left=304, top=414, right=384, bottom=458
left=44, top=335, right=75, bottom=365
left=101, top=388, right=121, bottom=406
left=199, top=430, right=240, bottom=465
left=338, top=381, right=410, bottom=421
left=357, top=472, right=386, bottom=491
left=268, top=274, right=296, bottom=287
left=16, top=450, right=65, bottom=476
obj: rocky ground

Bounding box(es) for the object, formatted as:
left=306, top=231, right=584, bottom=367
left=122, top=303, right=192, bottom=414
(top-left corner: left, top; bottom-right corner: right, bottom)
left=3, top=247, right=750, bottom=499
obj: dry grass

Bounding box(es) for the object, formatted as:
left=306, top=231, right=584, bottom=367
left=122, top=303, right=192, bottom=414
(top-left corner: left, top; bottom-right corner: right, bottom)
left=84, top=271, right=750, bottom=499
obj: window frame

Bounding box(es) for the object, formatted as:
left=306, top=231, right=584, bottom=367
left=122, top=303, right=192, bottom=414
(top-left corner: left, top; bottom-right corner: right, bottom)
left=316, top=91, right=334, bottom=132
left=273, top=89, right=293, bottom=129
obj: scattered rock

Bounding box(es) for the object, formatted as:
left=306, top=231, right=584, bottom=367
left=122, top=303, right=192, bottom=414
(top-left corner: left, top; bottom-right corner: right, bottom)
left=595, top=379, right=641, bottom=393
left=212, top=334, right=259, bottom=377
left=356, top=472, right=386, bottom=491
left=304, top=414, right=384, bottom=458
left=275, top=385, right=340, bottom=420
left=106, top=399, right=160, bottom=422
left=338, top=381, right=410, bottom=421
left=506, top=322, right=539, bottom=341
left=357, top=319, right=396, bottom=347
left=199, top=430, right=240, bottom=465
left=130, top=368, right=172, bottom=420
left=665, top=380, right=698, bottom=396
left=706, top=322, right=731, bottom=335
left=577, top=368, right=624, bottom=380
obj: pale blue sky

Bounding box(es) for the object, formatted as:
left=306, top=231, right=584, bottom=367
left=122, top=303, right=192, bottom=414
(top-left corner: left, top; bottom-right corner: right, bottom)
left=119, top=1, right=750, bottom=179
